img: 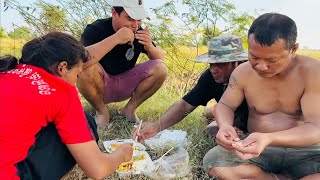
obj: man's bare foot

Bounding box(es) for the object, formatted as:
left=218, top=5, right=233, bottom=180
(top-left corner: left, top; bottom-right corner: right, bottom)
left=95, top=110, right=111, bottom=128
left=118, top=108, right=140, bottom=123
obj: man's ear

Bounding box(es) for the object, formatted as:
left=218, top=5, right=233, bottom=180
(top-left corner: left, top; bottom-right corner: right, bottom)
left=56, top=61, right=68, bottom=77
left=111, top=8, right=117, bottom=17
left=291, top=43, right=299, bottom=58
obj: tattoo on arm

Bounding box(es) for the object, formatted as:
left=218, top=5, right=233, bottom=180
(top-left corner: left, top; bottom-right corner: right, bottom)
left=228, top=75, right=238, bottom=89
left=218, top=101, right=235, bottom=112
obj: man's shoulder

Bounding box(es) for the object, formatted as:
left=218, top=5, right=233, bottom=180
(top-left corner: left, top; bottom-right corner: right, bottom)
left=92, top=18, right=111, bottom=26
left=85, top=18, right=112, bottom=32
left=297, top=55, right=320, bottom=67
left=232, top=61, right=252, bottom=77
left=295, top=55, right=320, bottom=80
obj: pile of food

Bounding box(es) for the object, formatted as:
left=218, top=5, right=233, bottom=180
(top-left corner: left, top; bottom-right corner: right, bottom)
left=103, top=139, right=151, bottom=175
left=106, top=143, right=144, bottom=153
left=117, top=153, right=147, bottom=172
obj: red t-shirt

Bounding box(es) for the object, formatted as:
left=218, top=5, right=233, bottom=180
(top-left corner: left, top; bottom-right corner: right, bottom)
left=0, top=64, right=93, bottom=180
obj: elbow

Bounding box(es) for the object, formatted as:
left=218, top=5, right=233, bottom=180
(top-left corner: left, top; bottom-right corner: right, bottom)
left=84, top=161, right=115, bottom=180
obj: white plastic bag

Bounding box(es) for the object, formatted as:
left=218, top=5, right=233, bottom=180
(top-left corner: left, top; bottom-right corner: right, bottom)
left=142, top=148, right=190, bottom=179
left=145, top=130, right=190, bottom=150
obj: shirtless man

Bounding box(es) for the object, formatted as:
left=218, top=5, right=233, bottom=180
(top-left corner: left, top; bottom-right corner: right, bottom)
left=203, top=13, right=320, bottom=180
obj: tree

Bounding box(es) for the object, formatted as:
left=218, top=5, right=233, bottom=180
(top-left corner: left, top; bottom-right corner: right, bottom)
left=8, top=26, right=33, bottom=40
left=37, top=1, right=67, bottom=33
left=4, top=0, right=111, bottom=37
left=3, top=0, right=68, bottom=35
left=4, top=0, right=256, bottom=94
left=148, top=0, right=256, bottom=92
left=0, top=27, right=8, bottom=38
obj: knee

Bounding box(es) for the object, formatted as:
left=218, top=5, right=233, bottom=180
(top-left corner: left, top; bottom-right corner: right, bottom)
left=78, top=64, right=103, bottom=82
left=208, top=167, right=224, bottom=178
left=150, top=61, right=168, bottom=80
left=77, top=64, right=103, bottom=90
left=203, top=148, right=219, bottom=175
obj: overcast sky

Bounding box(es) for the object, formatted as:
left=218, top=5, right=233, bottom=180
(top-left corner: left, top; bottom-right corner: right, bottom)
left=1, top=0, right=319, bottom=49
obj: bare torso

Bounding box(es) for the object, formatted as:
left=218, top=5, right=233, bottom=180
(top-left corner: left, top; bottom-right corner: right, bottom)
left=243, top=56, right=311, bottom=133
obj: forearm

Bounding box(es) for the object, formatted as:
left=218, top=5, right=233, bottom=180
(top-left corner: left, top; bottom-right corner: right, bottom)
left=156, top=100, right=195, bottom=132
left=68, top=141, right=125, bottom=179
left=268, top=122, right=320, bottom=147
left=147, top=46, right=164, bottom=60
left=102, top=150, right=125, bottom=175
left=85, top=151, right=124, bottom=179
left=84, top=35, right=119, bottom=68
left=215, top=102, right=235, bottom=127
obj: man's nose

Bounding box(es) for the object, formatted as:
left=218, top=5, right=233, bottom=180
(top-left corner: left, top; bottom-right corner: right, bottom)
left=255, top=62, right=269, bottom=71
left=210, top=65, right=219, bottom=72
left=132, top=20, right=140, bottom=28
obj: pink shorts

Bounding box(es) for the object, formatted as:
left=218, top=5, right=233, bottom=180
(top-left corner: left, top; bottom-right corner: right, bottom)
left=101, top=60, right=163, bottom=103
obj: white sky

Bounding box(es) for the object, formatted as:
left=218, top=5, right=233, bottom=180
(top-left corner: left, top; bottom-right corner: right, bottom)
left=1, top=0, right=319, bottom=49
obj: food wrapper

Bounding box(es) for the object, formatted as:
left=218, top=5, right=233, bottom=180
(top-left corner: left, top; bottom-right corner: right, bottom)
left=145, top=130, right=190, bottom=150
left=142, top=147, right=190, bottom=179
left=103, top=139, right=146, bottom=153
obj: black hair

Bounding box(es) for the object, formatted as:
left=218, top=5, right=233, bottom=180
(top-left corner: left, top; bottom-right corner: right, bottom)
left=248, top=13, right=297, bottom=50
left=113, top=6, right=125, bottom=16
left=0, top=32, right=89, bottom=73
left=0, top=56, right=18, bottom=72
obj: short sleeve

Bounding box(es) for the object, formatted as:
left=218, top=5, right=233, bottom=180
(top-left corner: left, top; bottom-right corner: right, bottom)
left=183, top=69, right=219, bottom=107
left=81, top=24, right=103, bottom=47
left=54, top=88, right=93, bottom=144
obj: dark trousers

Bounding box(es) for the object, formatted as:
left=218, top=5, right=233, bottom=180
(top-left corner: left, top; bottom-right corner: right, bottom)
left=16, top=111, right=98, bottom=180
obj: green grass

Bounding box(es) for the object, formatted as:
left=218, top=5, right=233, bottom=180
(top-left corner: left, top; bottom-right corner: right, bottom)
left=2, top=38, right=320, bottom=179
left=66, top=83, right=216, bottom=180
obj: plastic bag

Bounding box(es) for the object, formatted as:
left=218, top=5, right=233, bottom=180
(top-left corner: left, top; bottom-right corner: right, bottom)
left=142, top=148, right=190, bottom=179
left=145, top=130, right=190, bottom=150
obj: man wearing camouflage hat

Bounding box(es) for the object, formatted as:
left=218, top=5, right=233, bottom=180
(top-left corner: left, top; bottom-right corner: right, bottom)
left=133, top=34, right=248, bottom=142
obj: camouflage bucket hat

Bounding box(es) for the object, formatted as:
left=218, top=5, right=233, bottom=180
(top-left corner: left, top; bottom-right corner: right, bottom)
left=195, top=34, right=248, bottom=63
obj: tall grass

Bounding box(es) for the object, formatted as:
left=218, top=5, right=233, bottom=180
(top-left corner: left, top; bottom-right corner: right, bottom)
left=0, top=38, right=26, bottom=57
left=69, top=80, right=215, bottom=180
left=2, top=38, right=320, bottom=179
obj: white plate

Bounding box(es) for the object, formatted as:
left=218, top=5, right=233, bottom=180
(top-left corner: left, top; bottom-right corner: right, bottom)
left=103, top=139, right=146, bottom=153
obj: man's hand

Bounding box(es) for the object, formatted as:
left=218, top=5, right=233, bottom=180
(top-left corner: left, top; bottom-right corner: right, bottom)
left=232, top=132, right=271, bottom=160
left=115, top=143, right=133, bottom=162
left=133, top=122, right=160, bottom=143
left=114, top=27, right=135, bottom=45
left=135, top=26, right=154, bottom=51
left=215, top=124, right=240, bottom=151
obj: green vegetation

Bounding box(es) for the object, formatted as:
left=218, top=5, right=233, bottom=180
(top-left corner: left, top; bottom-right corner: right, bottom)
left=0, top=38, right=25, bottom=57
left=0, top=27, right=8, bottom=38
left=8, top=26, right=34, bottom=40
left=2, top=1, right=320, bottom=179
left=2, top=36, right=320, bottom=180
left=65, top=83, right=216, bottom=180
